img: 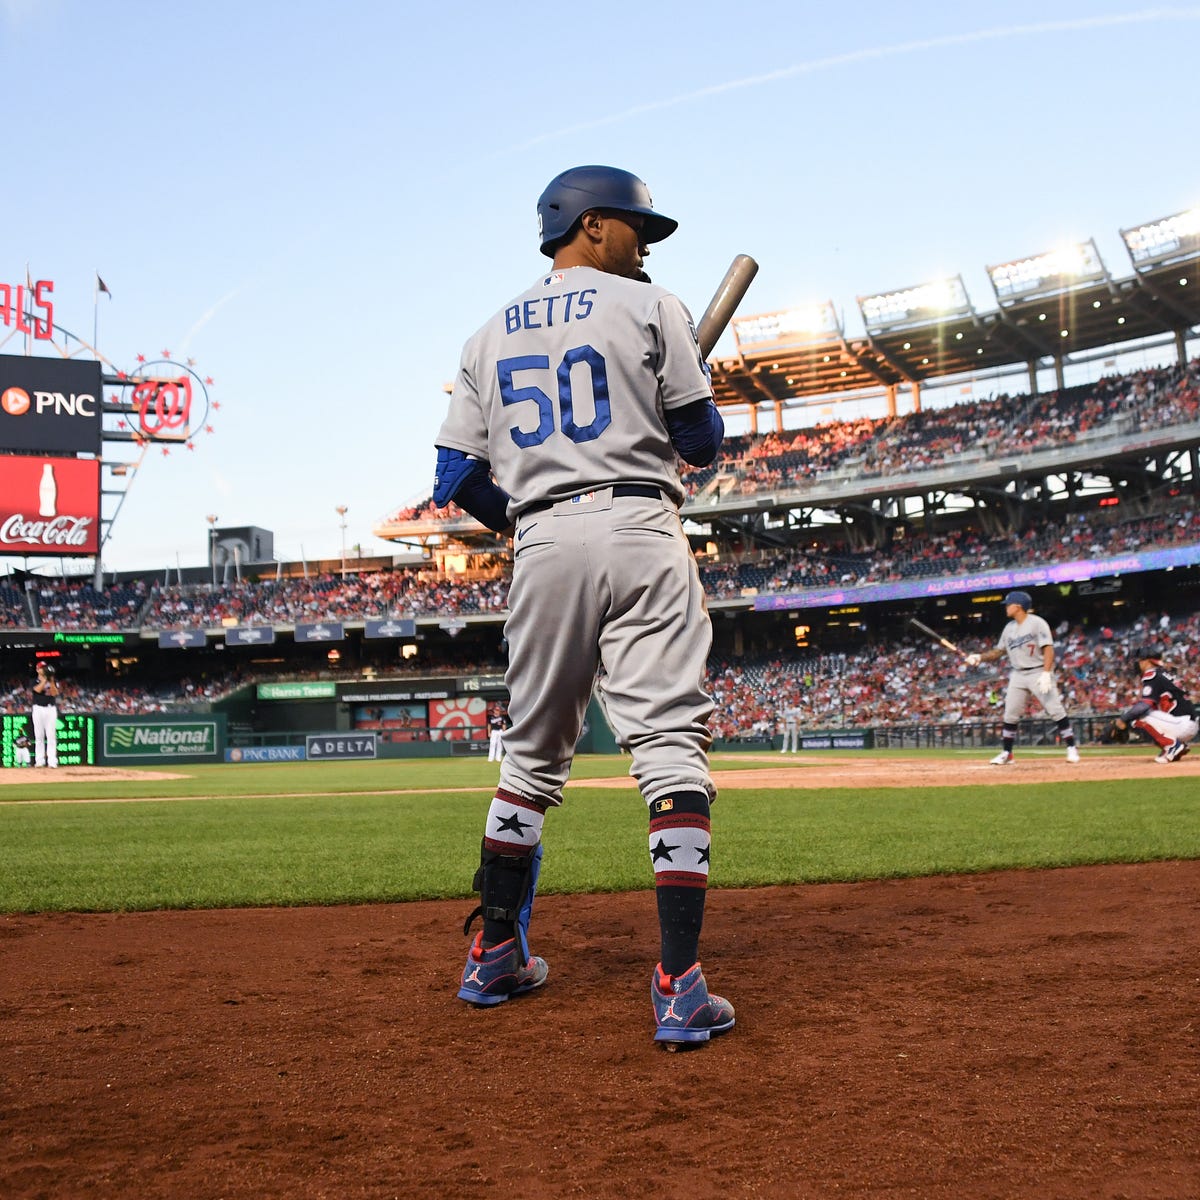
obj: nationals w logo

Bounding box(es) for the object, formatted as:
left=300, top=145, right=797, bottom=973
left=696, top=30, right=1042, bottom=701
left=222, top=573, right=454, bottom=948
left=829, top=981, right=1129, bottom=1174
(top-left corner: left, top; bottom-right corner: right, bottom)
left=135, top=375, right=193, bottom=438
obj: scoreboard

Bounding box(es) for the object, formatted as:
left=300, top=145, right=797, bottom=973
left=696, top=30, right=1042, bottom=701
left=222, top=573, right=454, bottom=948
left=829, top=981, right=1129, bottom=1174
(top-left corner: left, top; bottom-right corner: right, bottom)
left=1, top=713, right=98, bottom=767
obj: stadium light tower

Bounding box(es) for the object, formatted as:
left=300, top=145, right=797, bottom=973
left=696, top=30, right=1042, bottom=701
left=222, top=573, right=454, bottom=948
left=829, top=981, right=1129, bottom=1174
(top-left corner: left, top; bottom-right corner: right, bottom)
left=205, top=514, right=219, bottom=586
left=335, top=505, right=348, bottom=577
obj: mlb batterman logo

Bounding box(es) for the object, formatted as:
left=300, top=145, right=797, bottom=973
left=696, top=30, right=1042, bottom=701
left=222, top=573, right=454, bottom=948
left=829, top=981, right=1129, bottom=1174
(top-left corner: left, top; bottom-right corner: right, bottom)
left=1, top=387, right=31, bottom=416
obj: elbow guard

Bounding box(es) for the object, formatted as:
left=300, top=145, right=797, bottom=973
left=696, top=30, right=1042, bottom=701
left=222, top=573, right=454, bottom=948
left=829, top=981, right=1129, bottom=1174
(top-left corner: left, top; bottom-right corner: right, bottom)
left=666, top=398, right=725, bottom=467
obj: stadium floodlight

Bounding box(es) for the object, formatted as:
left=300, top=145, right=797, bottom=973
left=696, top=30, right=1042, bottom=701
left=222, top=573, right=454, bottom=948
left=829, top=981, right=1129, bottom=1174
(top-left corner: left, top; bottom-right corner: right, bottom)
left=986, top=239, right=1106, bottom=302
left=857, top=276, right=971, bottom=333
left=732, top=301, right=840, bottom=352
left=1120, top=207, right=1200, bottom=267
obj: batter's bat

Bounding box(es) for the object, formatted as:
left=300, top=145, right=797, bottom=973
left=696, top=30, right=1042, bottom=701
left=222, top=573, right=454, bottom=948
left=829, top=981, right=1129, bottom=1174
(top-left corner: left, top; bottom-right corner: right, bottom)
left=908, top=617, right=965, bottom=657
left=696, top=254, right=759, bottom=358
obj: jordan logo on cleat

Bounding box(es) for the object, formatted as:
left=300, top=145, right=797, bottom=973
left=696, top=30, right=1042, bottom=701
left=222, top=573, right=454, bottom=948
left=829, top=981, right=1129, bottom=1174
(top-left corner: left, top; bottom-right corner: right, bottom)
left=661, top=997, right=681, bottom=1022
left=465, top=965, right=485, bottom=985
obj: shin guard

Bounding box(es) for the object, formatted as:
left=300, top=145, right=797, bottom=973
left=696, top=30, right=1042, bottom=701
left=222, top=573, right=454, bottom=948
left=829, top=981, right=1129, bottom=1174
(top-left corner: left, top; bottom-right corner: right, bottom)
left=464, top=841, right=543, bottom=961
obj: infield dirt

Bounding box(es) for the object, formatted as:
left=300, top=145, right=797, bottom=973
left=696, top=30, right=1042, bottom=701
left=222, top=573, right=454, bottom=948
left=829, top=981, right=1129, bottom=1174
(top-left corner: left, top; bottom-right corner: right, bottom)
left=2, top=756, right=1197, bottom=1198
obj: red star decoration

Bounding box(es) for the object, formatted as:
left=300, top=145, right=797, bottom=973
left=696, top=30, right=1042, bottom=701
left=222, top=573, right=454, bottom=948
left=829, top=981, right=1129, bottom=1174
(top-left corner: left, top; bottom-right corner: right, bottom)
left=204, top=377, right=214, bottom=385
left=116, top=419, right=127, bottom=430
left=212, top=401, right=221, bottom=410
left=205, top=424, right=214, bottom=434
left=109, top=394, right=119, bottom=402
left=161, top=349, right=172, bottom=358
left=117, top=370, right=128, bottom=381
left=186, top=441, right=195, bottom=451
left=136, top=354, right=146, bottom=363
left=161, top=447, right=171, bottom=457
left=186, top=357, right=196, bottom=367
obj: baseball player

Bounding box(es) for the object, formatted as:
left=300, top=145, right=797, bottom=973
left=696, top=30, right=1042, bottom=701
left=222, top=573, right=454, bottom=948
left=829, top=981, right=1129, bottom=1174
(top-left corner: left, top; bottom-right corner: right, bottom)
left=965, top=590, right=1080, bottom=765
left=13, top=730, right=32, bottom=767
left=31, top=662, right=60, bottom=769
left=779, top=701, right=801, bottom=753
left=433, top=164, right=734, bottom=1047
left=1111, top=646, right=1196, bottom=763
left=487, top=707, right=508, bottom=763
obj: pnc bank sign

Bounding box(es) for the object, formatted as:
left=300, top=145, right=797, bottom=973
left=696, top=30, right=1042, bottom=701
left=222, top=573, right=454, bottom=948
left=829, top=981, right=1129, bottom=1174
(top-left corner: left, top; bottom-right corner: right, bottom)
left=0, top=354, right=102, bottom=453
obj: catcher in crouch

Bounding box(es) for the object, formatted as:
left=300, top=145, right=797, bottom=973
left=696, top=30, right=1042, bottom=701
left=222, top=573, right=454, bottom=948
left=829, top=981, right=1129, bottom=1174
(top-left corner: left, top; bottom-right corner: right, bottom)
left=1109, top=646, right=1197, bottom=764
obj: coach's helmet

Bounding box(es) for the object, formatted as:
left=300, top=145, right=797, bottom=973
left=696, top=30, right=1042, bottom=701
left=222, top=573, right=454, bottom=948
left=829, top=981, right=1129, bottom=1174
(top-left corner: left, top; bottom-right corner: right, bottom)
left=1130, top=644, right=1163, bottom=665
left=537, top=165, right=678, bottom=257
left=1003, top=590, right=1032, bottom=610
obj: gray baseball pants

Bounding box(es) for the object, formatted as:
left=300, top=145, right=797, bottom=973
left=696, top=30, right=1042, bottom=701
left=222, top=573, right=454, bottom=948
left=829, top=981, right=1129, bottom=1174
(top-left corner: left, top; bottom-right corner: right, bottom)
left=499, top=488, right=715, bottom=809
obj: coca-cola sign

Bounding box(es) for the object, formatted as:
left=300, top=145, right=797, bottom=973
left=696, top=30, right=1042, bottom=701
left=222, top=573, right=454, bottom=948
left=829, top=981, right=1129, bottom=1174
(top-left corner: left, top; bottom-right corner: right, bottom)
left=0, top=455, right=99, bottom=556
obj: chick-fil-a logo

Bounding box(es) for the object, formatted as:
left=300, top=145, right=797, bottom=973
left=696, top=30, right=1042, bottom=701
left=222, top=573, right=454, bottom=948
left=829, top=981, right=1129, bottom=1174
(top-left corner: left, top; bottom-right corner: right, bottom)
left=0, top=279, right=54, bottom=340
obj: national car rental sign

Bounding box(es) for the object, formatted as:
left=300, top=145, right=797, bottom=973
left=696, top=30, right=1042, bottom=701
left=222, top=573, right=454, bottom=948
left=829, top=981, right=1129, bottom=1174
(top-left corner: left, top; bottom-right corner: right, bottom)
left=0, top=455, right=100, bottom=556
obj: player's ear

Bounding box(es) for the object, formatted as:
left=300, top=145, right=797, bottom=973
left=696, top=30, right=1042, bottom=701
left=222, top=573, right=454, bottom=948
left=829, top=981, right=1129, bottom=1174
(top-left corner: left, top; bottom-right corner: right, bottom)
left=578, top=209, right=604, bottom=243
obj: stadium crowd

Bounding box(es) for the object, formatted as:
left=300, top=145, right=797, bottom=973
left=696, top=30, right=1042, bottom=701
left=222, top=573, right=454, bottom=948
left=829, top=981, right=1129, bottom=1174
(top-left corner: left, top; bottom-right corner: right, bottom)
left=3, top=490, right=1195, bottom=629
left=1, top=610, right=1192, bottom=744
left=706, top=609, right=1195, bottom=740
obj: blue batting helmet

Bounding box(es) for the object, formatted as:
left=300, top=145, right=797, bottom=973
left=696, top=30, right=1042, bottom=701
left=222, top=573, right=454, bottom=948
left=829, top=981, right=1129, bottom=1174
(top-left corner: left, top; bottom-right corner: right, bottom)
left=1004, top=590, right=1032, bottom=609
left=536, top=165, right=678, bottom=258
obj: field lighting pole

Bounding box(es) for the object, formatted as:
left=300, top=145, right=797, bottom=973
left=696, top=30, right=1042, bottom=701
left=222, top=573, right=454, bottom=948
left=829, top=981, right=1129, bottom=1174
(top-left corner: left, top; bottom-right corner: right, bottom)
left=206, top=514, right=219, bottom=586
left=335, top=505, right=348, bottom=577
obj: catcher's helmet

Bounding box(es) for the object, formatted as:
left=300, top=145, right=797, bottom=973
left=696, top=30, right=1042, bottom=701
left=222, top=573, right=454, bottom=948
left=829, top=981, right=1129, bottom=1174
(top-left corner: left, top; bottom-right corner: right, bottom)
left=1130, top=644, right=1163, bottom=664
left=536, top=165, right=678, bottom=258
left=1003, top=590, right=1032, bottom=609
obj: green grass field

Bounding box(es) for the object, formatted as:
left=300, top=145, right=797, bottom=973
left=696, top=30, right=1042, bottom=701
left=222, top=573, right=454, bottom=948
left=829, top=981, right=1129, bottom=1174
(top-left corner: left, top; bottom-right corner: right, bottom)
left=1, top=751, right=1196, bottom=913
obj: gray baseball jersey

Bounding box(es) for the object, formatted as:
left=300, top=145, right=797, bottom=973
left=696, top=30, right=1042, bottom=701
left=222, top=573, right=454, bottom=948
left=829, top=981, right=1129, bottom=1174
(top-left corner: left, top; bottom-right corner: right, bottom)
left=997, top=613, right=1053, bottom=670
left=436, top=266, right=711, bottom=518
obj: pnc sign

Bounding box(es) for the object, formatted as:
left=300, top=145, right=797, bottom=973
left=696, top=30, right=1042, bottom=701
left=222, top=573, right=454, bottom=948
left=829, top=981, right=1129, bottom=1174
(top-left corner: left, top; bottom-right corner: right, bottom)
left=0, top=354, right=102, bottom=453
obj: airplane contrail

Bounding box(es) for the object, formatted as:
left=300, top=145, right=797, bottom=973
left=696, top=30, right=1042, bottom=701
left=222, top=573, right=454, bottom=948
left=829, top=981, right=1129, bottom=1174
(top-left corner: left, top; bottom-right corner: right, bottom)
left=502, top=8, right=1200, bottom=153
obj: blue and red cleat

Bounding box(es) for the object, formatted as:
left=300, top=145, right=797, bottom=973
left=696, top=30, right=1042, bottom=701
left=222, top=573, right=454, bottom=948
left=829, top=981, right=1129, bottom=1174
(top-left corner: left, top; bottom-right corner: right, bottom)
left=457, top=932, right=548, bottom=1006
left=652, top=961, right=735, bottom=1048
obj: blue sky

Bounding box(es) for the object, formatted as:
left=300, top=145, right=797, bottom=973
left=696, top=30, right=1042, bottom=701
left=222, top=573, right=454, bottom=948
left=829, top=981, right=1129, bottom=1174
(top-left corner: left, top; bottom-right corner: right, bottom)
left=4, top=0, right=1198, bottom=574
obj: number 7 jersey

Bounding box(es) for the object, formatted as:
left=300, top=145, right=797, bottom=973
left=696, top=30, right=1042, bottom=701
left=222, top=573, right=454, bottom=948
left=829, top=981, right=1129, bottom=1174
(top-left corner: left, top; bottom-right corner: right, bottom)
left=436, top=266, right=712, bottom=518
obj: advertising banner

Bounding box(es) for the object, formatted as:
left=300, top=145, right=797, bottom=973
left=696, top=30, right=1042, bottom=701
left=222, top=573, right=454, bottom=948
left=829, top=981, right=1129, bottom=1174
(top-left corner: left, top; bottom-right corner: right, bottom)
left=295, top=621, right=344, bottom=643
left=225, top=745, right=306, bottom=763
left=0, top=455, right=100, bottom=556
left=0, top=354, right=102, bottom=453
left=257, top=681, right=336, bottom=700
left=158, top=629, right=206, bottom=649
left=305, top=732, right=377, bottom=760
left=225, top=626, right=276, bottom=647
left=428, top=697, right=487, bottom=741
left=364, top=618, right=416, bottom=639
left=103, top=719, right=219, bottom=760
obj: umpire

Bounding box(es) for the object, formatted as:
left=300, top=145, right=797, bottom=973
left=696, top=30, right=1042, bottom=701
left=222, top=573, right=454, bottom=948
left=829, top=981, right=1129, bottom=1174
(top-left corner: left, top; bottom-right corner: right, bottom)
left=966, top=591, right=1080, bottom=765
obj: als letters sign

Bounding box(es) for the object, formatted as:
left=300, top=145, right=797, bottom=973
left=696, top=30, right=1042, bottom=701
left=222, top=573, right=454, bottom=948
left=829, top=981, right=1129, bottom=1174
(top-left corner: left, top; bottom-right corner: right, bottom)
left=0, top=354, right=102, bottom=453
left=0, top=456, right=100, bottom=557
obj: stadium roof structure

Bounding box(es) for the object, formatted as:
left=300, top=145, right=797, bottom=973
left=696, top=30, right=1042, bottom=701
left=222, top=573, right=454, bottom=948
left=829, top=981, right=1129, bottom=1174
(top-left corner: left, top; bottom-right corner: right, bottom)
left=709, top=215, right=1200, bottom=411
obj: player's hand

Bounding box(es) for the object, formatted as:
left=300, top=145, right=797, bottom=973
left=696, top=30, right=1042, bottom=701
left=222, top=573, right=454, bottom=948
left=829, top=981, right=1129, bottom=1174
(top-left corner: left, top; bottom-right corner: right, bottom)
left=965, top=653, right=982, bottom=667
left=1037, top=670, right=1053, bottom=694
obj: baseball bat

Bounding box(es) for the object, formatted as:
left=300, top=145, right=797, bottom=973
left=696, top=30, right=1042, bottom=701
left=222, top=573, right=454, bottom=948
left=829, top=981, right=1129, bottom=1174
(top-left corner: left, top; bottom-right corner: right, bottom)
left=696, top=254, right=759, bottom=359
left=908, top=617, right=965, bottom=657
